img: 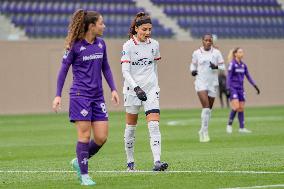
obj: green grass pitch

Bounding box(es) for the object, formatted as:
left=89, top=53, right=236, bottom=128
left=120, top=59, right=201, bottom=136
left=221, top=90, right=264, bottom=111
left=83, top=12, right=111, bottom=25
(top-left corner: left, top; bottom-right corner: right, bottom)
left=0, top=106, right=283, bottom=189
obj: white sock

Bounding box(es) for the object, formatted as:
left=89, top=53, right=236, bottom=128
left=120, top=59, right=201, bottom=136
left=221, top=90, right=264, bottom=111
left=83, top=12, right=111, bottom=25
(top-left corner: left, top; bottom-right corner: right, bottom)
left=148, top=121, right=161, bottom=163
left=201, top=108, right=211, bottom=133
left=124, top=124, right=136, bottom=163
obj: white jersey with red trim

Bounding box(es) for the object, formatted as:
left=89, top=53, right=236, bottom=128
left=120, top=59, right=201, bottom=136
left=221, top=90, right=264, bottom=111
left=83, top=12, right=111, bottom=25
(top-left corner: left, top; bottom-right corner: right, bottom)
left=121, top=36, right=161, bottom=96
left=191, top=47, right=224, bottom=87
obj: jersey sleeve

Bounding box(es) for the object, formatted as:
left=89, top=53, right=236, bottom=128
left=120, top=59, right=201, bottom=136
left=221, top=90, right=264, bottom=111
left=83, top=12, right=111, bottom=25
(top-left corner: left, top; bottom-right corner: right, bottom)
left=56, top=47, right=75, bottom=97
left=190, top=51, right=198, bottom=71
left=102, top=40, right=117, bottom=91
left=245, top=64, right=256, bottom=86
left=216, top=50, right=225, bottom=70
left=121, top=43, right=131, bottom=63
left=154, top=41, right=161, bottom=61
left=226, top=62, right=234, bottom=89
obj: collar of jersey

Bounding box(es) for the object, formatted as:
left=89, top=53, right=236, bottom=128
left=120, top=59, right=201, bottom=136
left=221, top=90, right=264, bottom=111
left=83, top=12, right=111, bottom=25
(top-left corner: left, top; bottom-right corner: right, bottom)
left=82, top=38, right=98, bottom=45
left=132, top=36, right=151, bottom=45
left=199, top=46, right=213, bottom=53
left=232, top=58, right=244, bottom=65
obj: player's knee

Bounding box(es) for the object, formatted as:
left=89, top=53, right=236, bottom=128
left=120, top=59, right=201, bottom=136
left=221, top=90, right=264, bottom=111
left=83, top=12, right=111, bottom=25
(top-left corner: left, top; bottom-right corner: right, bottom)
left=146, top=110, right=160, bottom=122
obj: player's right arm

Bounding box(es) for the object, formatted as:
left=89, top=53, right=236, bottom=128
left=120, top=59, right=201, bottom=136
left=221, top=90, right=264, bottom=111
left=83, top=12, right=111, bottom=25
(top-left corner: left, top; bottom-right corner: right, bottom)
left=52, top=48, right=74, bottom=112
left=226, top=61, right=234, bottom=95
left=121, top=42, right=147, bottom=101
left=190, top=51, right=198, bottom=76
left=121, top=42, right=138, bottom=89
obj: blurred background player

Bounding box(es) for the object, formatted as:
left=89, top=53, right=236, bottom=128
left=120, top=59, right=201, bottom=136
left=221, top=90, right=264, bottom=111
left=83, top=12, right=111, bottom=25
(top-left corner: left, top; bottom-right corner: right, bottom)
left=121, top=12, right=168, bottom=171
left=218, top=70, right=229, bottom=108
left=190, top=34, right=225, bottom=142
left=226, top=48, right=260, bottom=134
left=52, top=9, right=119, bottom=186
left=211, top=34, right=229, bottom=108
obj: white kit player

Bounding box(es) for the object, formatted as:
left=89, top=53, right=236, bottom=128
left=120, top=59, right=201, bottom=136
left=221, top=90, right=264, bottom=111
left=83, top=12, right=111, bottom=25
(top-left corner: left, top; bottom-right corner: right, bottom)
left=121, top=12, right=168, bottom=171
left=190, top=34, right=225, bottom=142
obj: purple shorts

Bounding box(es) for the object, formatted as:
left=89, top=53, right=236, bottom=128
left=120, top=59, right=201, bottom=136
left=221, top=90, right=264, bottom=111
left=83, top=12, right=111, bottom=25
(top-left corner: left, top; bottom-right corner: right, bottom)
left=69, top=97, right=108, bottom=123
left=230, top=88, right=245, bottom=102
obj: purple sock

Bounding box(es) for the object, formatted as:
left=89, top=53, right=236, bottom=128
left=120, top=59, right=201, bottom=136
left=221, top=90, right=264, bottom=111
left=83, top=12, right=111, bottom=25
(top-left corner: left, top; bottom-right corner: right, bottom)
left=238, top=111, right=245, bottom=129
left=76, top=141, right=89, bottom=175
left=228, top=110, right=237, bottom=125
left=88, top=140, right=102, bottom=159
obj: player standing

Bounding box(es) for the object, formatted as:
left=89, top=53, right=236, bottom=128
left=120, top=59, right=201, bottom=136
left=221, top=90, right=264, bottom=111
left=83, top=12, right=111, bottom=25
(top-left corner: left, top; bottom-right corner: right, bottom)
left=121, top=12, right=168, bottom=171
left=226, top=48, right=260, bottom=134
left=52, top=9, right=119, bottom=185
left=190, top=34, right=225, bottom=142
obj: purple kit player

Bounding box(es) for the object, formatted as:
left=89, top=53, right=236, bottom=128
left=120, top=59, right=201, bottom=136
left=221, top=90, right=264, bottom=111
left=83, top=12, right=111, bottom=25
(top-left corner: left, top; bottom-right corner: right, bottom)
left=226, top=47, right=260, bottom=134
left=52, top=10, right=119, bottom=186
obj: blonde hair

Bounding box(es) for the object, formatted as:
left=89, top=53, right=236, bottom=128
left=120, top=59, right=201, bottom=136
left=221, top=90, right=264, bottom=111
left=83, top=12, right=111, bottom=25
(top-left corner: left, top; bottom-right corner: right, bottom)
left=227, top=47, right=240, bottom=63
left=64, top=9, right=101, bottom=50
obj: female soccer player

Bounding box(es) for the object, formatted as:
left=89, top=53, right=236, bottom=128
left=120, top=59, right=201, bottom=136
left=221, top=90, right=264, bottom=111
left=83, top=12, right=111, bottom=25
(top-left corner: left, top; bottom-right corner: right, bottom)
left=121, top=12, right=168, bottom=171
left=52, top=9, right=119, bottom=185
left=226, top=48, right=260, bottom=134
left=190, top=34, right=225, bottom=142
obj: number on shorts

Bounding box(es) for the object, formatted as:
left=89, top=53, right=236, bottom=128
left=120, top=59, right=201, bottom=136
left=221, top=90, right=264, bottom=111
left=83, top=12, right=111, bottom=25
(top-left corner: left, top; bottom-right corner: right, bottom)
left=100, top=103, right=107, bottom=113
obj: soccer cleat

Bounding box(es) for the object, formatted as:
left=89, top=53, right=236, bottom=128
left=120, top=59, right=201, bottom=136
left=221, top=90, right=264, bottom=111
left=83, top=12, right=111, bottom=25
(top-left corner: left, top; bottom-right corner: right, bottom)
left=203, top=131, right=210, bottom=142
left=199, top=130, right=205, bottom=142
left=153, top=161, right=168, bottom=171
left=81, top=175, right=96, bottom=186
left=199, top=130, right=210, bottom=142
left=71, top=158, right=82, bottom=182
left=239, top=128, right=252, bottom=133
left=127, top=162, right=135, bottom=172
left=226, top=125, right=233, bottom=134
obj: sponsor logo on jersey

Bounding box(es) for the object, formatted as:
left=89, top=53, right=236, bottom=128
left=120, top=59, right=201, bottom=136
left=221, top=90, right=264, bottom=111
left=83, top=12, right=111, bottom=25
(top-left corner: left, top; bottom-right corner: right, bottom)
left=80, top=46, right=86, bottom=51
left=82, top=53, right=103, bottom=61
left=235, top=68, right=245, bottom=73
left=98, top=42, right=103, bottom=49
left=132, top=58, right=153, bottom=66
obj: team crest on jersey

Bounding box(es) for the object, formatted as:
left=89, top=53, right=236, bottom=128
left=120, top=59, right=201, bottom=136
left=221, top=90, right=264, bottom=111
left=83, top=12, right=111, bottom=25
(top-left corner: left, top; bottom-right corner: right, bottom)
left=80, top=109, right=88, bottom=117
left=80, top=46, right=86, bottom=51
left=63, top=50, right=70, bottom=59
left=121, top=51, right=126, bottom=55
left=98, top=42, right=103, bottom=49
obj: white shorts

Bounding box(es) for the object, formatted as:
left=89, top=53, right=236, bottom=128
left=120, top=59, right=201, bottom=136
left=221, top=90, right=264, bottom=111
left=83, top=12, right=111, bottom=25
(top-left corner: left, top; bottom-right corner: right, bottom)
left=195, top=80, right=218, bottom=98
left=124, top=89, right=160, bottom=115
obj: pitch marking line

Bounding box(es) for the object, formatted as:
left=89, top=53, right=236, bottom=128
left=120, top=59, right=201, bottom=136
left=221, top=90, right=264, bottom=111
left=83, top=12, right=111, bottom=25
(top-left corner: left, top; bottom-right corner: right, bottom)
left=0, top=170, right=284, bottom=174
left=220, top=184, right=284, bottom=189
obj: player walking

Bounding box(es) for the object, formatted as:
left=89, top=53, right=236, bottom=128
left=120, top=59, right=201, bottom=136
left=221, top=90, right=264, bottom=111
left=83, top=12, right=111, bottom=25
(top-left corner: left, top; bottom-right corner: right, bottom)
left=121, top=12, right=168, bottom=171
left=52, top=9, right=119, bottom=185
left=190, top=34, right=225, bottom=142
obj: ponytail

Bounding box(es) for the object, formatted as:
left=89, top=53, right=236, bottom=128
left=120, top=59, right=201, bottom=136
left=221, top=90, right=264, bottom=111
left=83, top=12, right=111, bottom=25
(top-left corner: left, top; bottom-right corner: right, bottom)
left=128, top=12, right=151, bottom=38
left=64, top=9, right=101, bottom=50
left=227, top=47, right=240, bottom=63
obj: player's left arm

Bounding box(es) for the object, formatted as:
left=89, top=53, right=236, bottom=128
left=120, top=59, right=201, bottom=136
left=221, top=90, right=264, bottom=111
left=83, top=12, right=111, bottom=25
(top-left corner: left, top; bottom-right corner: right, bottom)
left=245, top=64, right=260, bottom=94
left=216, top=51, right=225, bottom=70
left=102, top=41, right=117, bottom=92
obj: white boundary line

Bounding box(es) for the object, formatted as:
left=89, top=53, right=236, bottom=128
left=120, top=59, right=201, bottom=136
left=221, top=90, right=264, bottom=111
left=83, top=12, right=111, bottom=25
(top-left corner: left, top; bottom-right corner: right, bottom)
left=220, top=184, right=284, bottom=189
left=0, top=170, right=284, bottom=174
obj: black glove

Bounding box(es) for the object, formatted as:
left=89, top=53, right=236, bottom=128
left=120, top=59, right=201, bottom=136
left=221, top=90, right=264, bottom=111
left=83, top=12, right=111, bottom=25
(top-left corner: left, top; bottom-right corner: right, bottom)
left=134, top=86, right=147, bottom=101
left=226, top=89, right=230, bottom=97
left=209, top=62, right=218, bottom=70
left=254, top=85, right=260, bottom=94
left=191, top=70, right=198, bottom=76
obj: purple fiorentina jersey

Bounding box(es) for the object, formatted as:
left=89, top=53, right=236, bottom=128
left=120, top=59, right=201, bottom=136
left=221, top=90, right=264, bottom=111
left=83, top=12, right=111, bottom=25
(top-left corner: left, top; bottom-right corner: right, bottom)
left=56, top=37, right=116, bottom=98
left=226, top=59, right=256, bottom=90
